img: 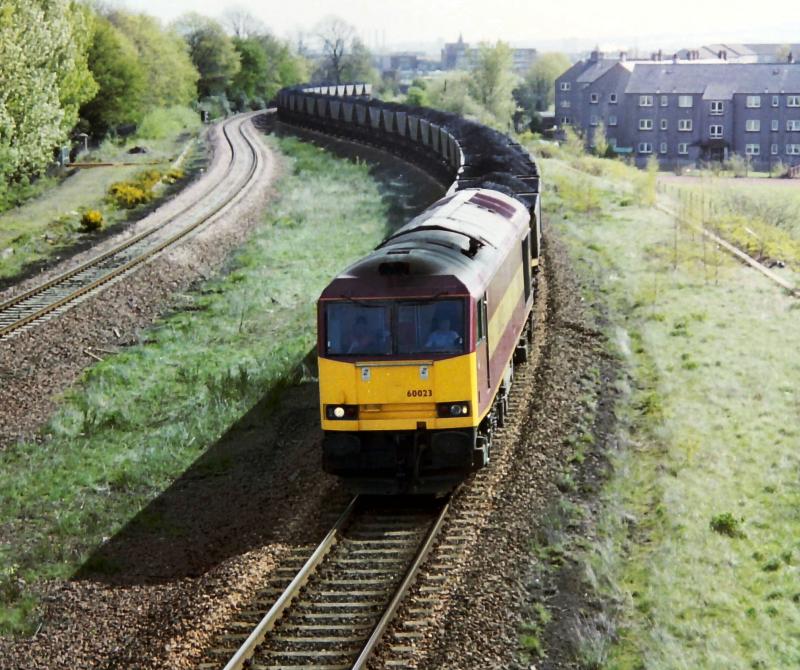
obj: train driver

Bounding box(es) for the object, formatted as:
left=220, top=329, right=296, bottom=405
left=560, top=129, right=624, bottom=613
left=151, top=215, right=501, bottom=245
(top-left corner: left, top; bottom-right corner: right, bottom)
left=425, top=317, right=462, bottom=351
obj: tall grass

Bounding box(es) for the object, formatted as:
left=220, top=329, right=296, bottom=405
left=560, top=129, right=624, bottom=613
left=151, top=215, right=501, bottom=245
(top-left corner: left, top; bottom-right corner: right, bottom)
left=539, top=155, right=800, bottom=669
left=135, top=105, right=202, bottom=140
left=0, top=135, right=391, bottom=634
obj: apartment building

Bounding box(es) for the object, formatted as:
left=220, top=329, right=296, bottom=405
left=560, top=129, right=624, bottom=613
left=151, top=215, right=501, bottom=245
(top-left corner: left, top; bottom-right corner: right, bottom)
left=556, top=52, right=800, bottom=169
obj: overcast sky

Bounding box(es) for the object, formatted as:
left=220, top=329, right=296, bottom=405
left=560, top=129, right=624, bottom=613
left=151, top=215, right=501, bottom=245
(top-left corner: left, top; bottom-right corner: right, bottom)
left=122, top=0, right=800, bottom=53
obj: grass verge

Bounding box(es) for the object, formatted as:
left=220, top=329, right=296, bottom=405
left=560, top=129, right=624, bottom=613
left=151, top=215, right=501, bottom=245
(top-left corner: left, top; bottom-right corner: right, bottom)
left=0, top=134, right=392, bottom=634
left=522, top=151, right=800, bottom=668
left=0, top=108, right=202, bottom=283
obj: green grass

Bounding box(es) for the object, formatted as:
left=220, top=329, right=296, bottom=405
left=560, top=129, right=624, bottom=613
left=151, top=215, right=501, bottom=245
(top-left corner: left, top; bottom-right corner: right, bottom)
left=0, top=108, right=201, bottom=282
left=539, top=153, right=800, bottom=668
left=0, top=134, right=391, bottom=634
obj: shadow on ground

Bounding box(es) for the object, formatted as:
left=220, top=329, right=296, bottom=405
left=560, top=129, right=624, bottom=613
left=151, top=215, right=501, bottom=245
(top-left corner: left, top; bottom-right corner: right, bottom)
left=73, top=124, right=446, bottom=587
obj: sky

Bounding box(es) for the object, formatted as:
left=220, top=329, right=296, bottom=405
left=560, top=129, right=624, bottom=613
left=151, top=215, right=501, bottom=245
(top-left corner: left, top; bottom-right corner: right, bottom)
left=123, top=0, right=800, bottom=54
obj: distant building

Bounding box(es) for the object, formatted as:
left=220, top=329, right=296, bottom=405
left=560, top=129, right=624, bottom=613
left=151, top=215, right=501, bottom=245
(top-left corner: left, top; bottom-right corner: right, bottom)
left=676, top=43, right=800, bottom=64
left=555, top=50, right=800, bottom=170
left=440, top=35, right=538, bottom=74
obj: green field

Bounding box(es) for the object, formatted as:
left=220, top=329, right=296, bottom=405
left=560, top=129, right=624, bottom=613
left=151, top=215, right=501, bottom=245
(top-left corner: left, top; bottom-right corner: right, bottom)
left=531, top=147, right=800, bottom=668
left=0, top=135, right=392, bottom=634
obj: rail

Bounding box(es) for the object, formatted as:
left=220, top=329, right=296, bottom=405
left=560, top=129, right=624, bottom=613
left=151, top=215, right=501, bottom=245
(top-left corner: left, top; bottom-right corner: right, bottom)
left=0, top=112, right=263, bottom=339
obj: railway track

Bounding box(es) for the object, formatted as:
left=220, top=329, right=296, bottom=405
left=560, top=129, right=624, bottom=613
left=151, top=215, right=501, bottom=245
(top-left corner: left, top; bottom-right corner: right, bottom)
left=0, top=112, right=263, bottom=340
left=203, top=496, right=450, bottom=670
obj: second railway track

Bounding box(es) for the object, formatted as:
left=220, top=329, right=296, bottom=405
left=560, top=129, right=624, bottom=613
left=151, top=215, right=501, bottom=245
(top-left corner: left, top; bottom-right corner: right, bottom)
left=203, top=496, right=450, bottom=670
left=0, top=112, right=264, bottom=340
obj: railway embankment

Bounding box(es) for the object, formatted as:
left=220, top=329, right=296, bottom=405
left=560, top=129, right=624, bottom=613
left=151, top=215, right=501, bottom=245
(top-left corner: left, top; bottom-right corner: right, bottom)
left=517, top=149, right=800, bottom=668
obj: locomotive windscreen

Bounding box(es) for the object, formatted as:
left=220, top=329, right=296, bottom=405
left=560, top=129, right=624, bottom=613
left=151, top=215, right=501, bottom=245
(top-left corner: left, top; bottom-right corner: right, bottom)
left=324, top=299, right=465, bottom=357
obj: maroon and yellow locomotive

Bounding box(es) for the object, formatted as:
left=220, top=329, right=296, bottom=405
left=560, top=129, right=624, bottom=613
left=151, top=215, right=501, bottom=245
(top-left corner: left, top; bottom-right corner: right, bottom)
left=317, top=188, right=539, bottom=493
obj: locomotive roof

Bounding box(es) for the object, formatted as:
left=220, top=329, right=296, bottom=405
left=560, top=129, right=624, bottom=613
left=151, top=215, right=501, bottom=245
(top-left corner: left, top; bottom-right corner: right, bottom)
left=320, top=189, right=530, bottom=300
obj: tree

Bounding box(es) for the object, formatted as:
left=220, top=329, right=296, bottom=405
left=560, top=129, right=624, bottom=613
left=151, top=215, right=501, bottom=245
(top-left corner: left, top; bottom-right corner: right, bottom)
left=80, top=16, right=146, bottom=136
left=223, top=6, right=267, bottom=39
left=516, top=53, right=570, bottom=113
left=314, top=16, right=370, bottom=84
left=467, top=41, right=517, bottom=130
left=174, top=14, right=241, bottom=98
left=405, top=85, right=429, bottom=107
left=592, top=121, right=609, bottom=157
left=106, top=10, right=199, bottom=110
left=0, top=0, right=98, bottom=188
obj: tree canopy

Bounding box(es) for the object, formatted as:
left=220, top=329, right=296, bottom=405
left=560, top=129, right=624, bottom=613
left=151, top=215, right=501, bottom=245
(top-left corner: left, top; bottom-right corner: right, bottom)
left=173, top=13, right=241, bottom=98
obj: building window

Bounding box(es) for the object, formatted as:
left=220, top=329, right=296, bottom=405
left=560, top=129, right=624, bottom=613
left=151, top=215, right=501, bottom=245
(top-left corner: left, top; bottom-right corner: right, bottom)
left=745, top=144, right=760, bottom=155
left=678, top=143, right=689, bottom=155
left=561, top=116, right=571, bottom=124
left=638, top=142, right=653, bottom=154
left=560, top=100, right=571, bottom=108
left=787, top=95, right=800, bottom=107
left=710, top=101, right=724, bottom=115
left=590, top=92, right=599, bottom=103
left=678, top=95, right=693, bottom=108
left=659, top=142, right=668, bottom=154
left=746, top=95, right=761, bottom=108
left=590, top=115, right=598, bottom=126
left=745, top=119, right=761, bottom=132
left=678, top=119, right=692, bottom=131
left=771, top=143, right=779, bottom=155
left=772, top=95, right=780, bottom=107
left=709, top=125, right=723, bottom=138
left=609, top=93, right=618, bottom=104
left=661, top=95, right=669, bottom=107
left=786, top=144, right=800, bottom=155
left=639, top=118, right=653, bottom=130
left=608, top=115, right=618, bottom=126
left=787, top=120, right=800, bottom=131
left=772, top=119, right=780, bottom=131
left=639, top=95, right=653, bottom=107
left=559, top=82, right=571, bottom=91
left=660, top=119, right=668, bottom=130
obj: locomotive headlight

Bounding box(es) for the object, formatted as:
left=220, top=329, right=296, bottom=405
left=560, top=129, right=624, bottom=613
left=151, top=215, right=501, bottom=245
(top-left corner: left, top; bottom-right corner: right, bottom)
left=326, top=404, right=358, bottom=420
left=437, top=402, right=471, bottom=418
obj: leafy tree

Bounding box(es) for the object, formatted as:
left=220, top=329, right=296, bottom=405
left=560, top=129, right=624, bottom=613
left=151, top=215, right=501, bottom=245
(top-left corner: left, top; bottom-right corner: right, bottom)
left=405, top=85, right=429, bottom=107
left=592, top=121, right=609, bottom=157
left=106, top=10, right=199, bottom=110
left=80, top=16, right=146, bottom=136
left=515, top=52, right=570, bottom=113
left=223, top=6, right=267, bottom=39
left=174, top=13, right=241, bottom=98
left=0, top=0, right=97, bottom=188
left=467, top=41, right=517, bottom=130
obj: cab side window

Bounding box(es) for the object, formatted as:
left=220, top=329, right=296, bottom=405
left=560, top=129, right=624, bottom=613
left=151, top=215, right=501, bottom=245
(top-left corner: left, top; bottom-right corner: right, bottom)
left=476, top=295, right=488, bottom=341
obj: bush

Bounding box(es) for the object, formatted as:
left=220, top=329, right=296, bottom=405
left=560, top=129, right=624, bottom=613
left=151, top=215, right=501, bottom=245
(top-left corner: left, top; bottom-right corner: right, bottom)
left=135, top=105, right=201, bottom=140
left=107, top=182, right=151, bottom=209
left=163, top=168, right=185, bottom=184
left=80, top=209, right=104, bottom=231
left=710, top=512, right=745, bottom=538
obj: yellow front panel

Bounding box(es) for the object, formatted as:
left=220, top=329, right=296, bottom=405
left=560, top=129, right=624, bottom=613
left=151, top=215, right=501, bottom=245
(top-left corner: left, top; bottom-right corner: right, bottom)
left=319, top=353, right=479, bottom=431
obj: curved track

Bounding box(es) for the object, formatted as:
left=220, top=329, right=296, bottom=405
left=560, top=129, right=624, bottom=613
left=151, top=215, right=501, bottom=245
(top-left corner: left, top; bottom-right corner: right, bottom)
left=203, top=496, right=450, bottom=670
left=0, top=113, right=263, bottom=340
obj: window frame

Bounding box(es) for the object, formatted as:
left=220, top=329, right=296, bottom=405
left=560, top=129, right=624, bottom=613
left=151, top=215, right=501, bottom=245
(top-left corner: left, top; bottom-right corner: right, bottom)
left=638, top=141, right=653, bottom=154
left=660, top=118, right=668, bottom=130
left=746, top=95, right=761, bottom=108
left=678, top=95, right=693, bottom=108
left=559, top=81, right=571, bottom=91
left=787, top=95, right=800, bottom=107
left=710, top=101, right=724, bottom=115
left=677, top=142, right=689, bottom=155
left=678, top=119, right=693, bottom=132
left=660, top=95, right=669, bottom=107
left=745, top=143, right=760, bottom=156
left=589, top=92, right=599, bottom=104
left=745, top=119, right=761, bottom=132
left=787, top=120, right=800, bottom=131
left=639, top=95, right=654, bottom=107
left=609, top=93, right=618, bottom=104
left=639, top=118, right=654, bottom=131
left=709, top=124, right=724, bottom=138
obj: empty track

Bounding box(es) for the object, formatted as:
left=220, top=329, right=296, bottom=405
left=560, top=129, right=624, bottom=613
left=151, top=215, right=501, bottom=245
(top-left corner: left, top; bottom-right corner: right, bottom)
left=203, top=496, right=450, bottom=670
left=0, top=112, right=263, bottom=340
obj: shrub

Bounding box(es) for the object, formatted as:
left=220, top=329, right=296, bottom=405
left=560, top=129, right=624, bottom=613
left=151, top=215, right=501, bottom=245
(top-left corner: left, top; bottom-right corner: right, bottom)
left=163, top=168, right=185, bottom=184
left=135, top=105, right=201, bottom=140
left=135, top=169, right=162, bottom=191
left=710, top=512, right=745, bottom=538
left=107, top=182, right=151, bottom=209
left=80, top=209, right=104, bottom=231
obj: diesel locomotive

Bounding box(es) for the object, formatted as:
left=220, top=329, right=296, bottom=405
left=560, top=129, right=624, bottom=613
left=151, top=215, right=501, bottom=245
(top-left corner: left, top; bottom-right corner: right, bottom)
left=318, top=188, right=538, bottom=493
left=276, top=83, right=541, bottom=493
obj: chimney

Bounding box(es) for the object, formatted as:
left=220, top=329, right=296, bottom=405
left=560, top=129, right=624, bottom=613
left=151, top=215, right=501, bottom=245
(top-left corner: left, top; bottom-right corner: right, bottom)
left=657, top=49, right=663, bottom=62
left=619, top=51, right=626, bottom=62
left=789, top=51, right=795, bottom=64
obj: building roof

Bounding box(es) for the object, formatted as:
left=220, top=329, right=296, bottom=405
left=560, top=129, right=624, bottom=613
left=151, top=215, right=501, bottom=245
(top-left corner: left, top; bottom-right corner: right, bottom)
left=576, top=59, right=619, bottom=84
left=624, top=62, right=800, bottom=96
